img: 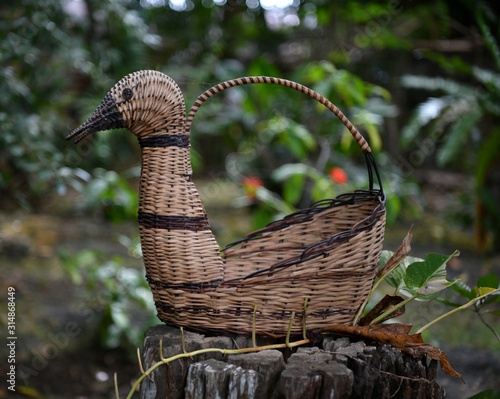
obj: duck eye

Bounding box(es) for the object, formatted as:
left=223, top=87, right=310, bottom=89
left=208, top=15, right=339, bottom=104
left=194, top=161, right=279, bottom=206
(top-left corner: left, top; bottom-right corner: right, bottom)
left=122, top=87, right=133, bottom=101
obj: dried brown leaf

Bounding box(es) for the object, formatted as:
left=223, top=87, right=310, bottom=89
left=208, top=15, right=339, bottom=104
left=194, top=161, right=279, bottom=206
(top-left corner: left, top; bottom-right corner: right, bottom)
left=359, top=295, right=405, bottom=326
left=377, top=226, right=413, bottom=278
left=404, top=342, right=463, bottom=381
left=323, top=323, right=463, bottom=381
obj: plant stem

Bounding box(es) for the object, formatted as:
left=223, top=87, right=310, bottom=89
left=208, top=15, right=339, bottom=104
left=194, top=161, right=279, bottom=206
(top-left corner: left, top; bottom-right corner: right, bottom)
left=416, top=288, right=500, bottom=335
left=369, top=293, right=419, bottom=325
left=353, top=269, right=394, bottom=325
left=114, top=373, right=119, bottom=399
left=476, top=308, right=500, bottom=344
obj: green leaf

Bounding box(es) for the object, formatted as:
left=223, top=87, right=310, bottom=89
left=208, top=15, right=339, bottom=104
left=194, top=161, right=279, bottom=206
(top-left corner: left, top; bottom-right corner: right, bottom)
left=363, top=119, right=382, bottom=153
left=476, top=5, right=500, bottom=71
left=400, top=97, right=449, bottom=148
left=311, top=178, right=335, bottom=202
left=385, top=196, right=401, bottom=226
left=472, top=66, right=500, bottom=91
left=450, top=280, right=476, bottom=300
left=301, top=62, right=327, bottom=83
left=477, top=272, right=500, bottom=289
left=437, top=110, right=482, bottom=166
left=435, top=298, right=467, bottom=308
left=483, top=293, right=500, bottom=306
left=271, top=163, right=308, bottom=182
left=252, top=206, right=274, bottom=230
left=476, top=127, right=500, bottom=186
left=379, top=250, right=424, bottom=295
left=484, top=310, right=500, bottom=316
left=401, top=75, right=476, bottom=97
left=282, top=174, right=305, bottom=205
left=257, top=189, right=295, bottom=215
left=422, top=51, right=473, bottom=75
left=284, top=124, right=316, bottom=158
left=378, top=250, right=394, bottom=272
left=404, top=251, right=459, bottom=295
left=478, top=287, right=498, bottom=296
left=467, top=388, right=500, bottom=399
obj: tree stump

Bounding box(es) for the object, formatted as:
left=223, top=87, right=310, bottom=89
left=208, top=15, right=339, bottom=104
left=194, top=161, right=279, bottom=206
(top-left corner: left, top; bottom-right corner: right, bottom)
left=139, top=325, right=444, bottom=399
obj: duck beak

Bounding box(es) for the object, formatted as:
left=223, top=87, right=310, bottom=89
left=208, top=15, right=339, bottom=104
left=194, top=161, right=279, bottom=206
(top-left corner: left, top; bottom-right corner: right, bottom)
left=66, top=92, right=125, bottom=144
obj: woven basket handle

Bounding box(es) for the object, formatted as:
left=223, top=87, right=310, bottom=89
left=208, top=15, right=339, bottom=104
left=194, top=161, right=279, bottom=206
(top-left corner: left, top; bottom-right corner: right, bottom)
left=185, top=76, right=371, bottom=154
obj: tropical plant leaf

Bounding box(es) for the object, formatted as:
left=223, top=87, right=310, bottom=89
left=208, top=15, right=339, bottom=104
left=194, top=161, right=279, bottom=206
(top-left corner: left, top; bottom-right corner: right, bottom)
left=472, top=66, right=500, bottom=92
left=422, top=50, right=473, bottom=75
left=435, top=298, right=467, bottom=308
left=282, top=173, right=305, bottom=205
left=467, top=388, right=500, bottom=399
left=449, top=280, right=475, bottom=300
left=477, top=272, right=500, bottom=289
left=401, top=75, right=476, bottom=97
left=478, top=287, right=499, bottom=296
left=475, top=128, right=500, bottom=188
left=271, top=163, right=309, bottom=182
left=400, top=97, right=449, bottom=147
left=255, top=186, right=296, bottom=215
left=476, top=5, right=500, bottom=71
left=482, top=293, right=500, bottom=307
left=380, top=251, right=424, bottom=296
left=404, top=251, right=459, bottom=295
left=437, top=109, right=482, bottom=166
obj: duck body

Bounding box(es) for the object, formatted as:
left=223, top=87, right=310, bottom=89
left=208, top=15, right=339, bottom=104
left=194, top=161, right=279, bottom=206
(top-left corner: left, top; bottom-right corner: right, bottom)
left=68, top=70, right=386, bottom=335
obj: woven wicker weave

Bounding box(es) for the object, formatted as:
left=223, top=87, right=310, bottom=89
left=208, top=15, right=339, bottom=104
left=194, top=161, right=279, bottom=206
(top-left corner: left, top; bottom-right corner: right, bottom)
left=67, top=70, right=386, bottom=336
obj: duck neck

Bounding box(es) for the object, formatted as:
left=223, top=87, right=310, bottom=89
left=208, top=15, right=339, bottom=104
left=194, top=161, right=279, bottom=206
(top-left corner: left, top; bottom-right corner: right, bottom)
left=136, top=119, right=224, bottom=286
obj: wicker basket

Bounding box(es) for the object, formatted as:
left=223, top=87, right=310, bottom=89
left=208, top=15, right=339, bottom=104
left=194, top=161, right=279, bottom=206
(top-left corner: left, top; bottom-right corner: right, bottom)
left=144, top=76, right=386, bottom=336
left=68, top=70, right=386, bottom=336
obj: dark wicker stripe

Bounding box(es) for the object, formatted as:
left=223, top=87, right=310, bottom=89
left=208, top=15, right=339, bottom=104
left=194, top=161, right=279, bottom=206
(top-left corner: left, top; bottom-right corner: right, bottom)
left=138, top=211, right=210, bottom=231
left=155, top=301, right=352, bottom=317
left=146, top=276, right=222, bottom=291
left=139, top=134, right=190, bottom=148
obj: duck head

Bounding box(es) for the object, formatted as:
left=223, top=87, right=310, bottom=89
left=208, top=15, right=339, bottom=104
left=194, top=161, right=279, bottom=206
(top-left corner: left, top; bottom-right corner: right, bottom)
left=66, top=70, right=186, bottom=143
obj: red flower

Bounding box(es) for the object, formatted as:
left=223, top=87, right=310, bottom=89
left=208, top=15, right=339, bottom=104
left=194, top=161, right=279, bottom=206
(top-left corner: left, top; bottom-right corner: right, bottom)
left=329, top=167, right=348, bottom=185
left=242, top=176, right=264, bottom=198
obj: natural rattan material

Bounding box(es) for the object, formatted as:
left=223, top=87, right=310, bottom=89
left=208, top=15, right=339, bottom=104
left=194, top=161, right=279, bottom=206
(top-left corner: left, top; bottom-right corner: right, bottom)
left=68, top=70, right=386, bottom=336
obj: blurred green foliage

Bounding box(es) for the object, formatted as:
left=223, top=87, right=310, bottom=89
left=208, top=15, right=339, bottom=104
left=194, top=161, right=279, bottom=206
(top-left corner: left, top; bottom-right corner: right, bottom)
left=401, top=4, right=500, bottom=250
left=60, top=236, right=156, bottom=349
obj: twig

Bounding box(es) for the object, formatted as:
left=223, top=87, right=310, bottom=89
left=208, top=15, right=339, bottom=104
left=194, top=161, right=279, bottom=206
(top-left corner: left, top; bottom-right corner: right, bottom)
left=416, top=288, right=500, bottom=334
left=252, top=304, right=258, bottom=348
left=286, top=312, right=295, bottom=348
left=159, top=339, right=166, bottom=362
left=353, top=230, right=412, bottom=326
left=476, top=308, right=500, bottom=343
left=137, top=348, right=153, bottom=382
left=353, top=272, right=386, bottom=325
left=303, top=298, right=309, bottom=340
left=114, top=373, right=119, bottom=399
left=180, top=327, right=193, bottom=359
left=125, top=337, right=311, bottom=399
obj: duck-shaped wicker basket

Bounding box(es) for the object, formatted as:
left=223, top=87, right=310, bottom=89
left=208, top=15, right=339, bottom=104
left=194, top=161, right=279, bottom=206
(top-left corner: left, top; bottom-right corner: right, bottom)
left=67, top=70, right=386, bottom=336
